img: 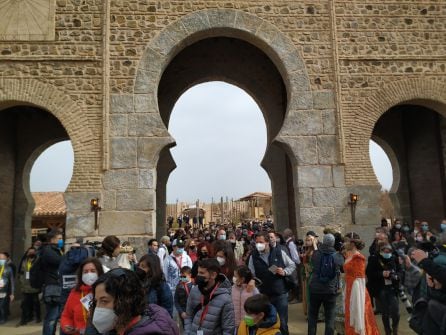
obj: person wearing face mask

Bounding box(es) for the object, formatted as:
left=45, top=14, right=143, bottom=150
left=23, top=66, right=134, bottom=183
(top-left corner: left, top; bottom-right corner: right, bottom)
left=191, top=242, right=213, bottom=279
left=163, top=239, right=192, bottom=295
left=137, top=254, right=173, bottom=317
left=216, top=229, right=227, bottom=241
left=302, top=235, right=317, bottom=316
left=213, top=240, right=237, bottom=280
left=441, top=220, right=446, bottom=233
left=237, top=294, right=280, bottom=335
left=0, top=252, right=14, bottom=324
left=185, top=258, right=234, bottom=335
left=174, top=266, right=193, bottom=328
left=248, top=232, right=296, bottom=335
left=186, top=239, right=198, bottom=263
left=228, top=232, right=245, bottom=264
left=366, top=243, right=401, bottom=335
left=41, top=229, right=64, bottom=335
left=231, top=265, right=259, bottom=328
left=96, top=235, right=121, bottom=272
left=86, top=268, right=179, bottom=335
left=60, top=258, right=104, bottom=335
left=17, top=247, right=41, bottom=326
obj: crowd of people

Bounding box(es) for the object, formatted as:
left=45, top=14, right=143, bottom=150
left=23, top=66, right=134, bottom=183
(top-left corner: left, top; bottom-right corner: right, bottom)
left=0, top=218, right=445, bottom=335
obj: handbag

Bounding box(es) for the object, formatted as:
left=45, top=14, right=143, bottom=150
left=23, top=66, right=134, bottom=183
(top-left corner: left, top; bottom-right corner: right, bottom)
left=43, top=284, right=62, bottom=304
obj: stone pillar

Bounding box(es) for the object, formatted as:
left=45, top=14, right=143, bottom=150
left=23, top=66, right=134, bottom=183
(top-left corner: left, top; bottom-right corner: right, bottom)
left=156, top=148, right=176, bottom=239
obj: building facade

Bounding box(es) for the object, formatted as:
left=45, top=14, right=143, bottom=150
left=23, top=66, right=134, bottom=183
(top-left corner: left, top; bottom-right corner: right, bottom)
left=0, top=1, right=445, bottom=258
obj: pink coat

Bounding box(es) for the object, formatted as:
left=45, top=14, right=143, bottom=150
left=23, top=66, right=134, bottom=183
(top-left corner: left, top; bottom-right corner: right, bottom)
left=231, top=284, right=259, bottom=327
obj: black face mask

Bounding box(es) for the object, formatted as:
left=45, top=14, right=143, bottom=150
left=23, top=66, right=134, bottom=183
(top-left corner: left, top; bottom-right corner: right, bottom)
left=190, top=245, right=196, bottom=250
left=195, top=275, right=208, bottom=289
left=28, top=254, right=36, bottom=259
left=199, top=252, right=208, bottom=259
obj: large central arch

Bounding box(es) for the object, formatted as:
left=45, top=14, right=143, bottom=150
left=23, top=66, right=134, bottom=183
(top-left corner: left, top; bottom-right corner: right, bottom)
left=120, top=8, right=343, bottom=238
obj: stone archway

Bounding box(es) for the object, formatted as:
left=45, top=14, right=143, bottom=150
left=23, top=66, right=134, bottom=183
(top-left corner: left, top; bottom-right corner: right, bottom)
left=0, top=78, right=101, bottom=258
left=346, top=78, right=446, bottom=227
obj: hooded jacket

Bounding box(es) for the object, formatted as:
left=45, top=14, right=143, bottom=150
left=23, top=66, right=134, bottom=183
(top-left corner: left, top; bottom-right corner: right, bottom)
left=237, top=304, right=281, bottom=335
left=185, top=274, right=235, bottom=335
left=309, top=244, right=344, bottom=295
left=60, top=285, right=92, bottom=334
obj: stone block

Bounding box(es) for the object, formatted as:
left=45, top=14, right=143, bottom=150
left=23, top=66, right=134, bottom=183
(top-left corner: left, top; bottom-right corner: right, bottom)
left=298, top=166, right=333, bottom=187
left=313, top=91, right=335, bottom=110
left=313, top=187, right=348, bottom=207
left=150, top=32, right=175, bottom=56
left=103, top=169, right=138, bottom=190
left=300, top=207, right=335, bottom=227
left=234, top=11, right=263, bottom=35
left=64, top=192, right=101, bottom=212
left=270, top=31, right=295, bottom=58
left=116, top=189, right=155, bottom=211
left=355, top=207, right=381, bottom=226
left=66, top=213, right=95, bottom=237
left=286, top=136, right=317, bottom=165
left=281, top=50, right=307, bottom=75
left=102, top=191, right=116, bottom=211
left=110, top=114, right=127, bottom=137
left=317, top=135, right=339, bottom=164
left=137, top=137, right=173, bottom=168
left=321, top=110, right=336, bottom=135
left=99, top=211, right=154, bottom=235
left=134, top=70, right=158, bottom=95
left=180, top=11, right=210, bottom=35
left=280, top=110, right=322, bottom=136
left=128, top=114, right=168, bottom=137
left=206, top=9, right=236, bottom=28
left=110, top=138, right=137, bottom=169
left=298, top=188, right=313, bottom=208
left=333, top=166, right=345, bottom=187
left=164, top=19, right=189, bottom=44
left=289, top=72, right=311, bottom=91
left=335, top=206, right=352, bottom=226
left=256, top=21, right=280, bottom=44
left=134, top=94, right=158, bottom=114
left=136, top=47, right=163, bottom=79
left=346, top=185, right=381, bottom=207
left=288, top=91, right=313, bottom=110
left=110, top=95, right=133, bottom=114
left=139, top=169, right=155, bottom=189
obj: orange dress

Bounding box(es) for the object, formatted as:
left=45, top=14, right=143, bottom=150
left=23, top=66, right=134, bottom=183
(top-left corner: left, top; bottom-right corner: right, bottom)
left=344, top=253, right=380, bottom=335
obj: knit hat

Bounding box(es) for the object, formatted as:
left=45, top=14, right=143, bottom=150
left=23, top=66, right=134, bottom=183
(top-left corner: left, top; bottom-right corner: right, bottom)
left=323, top=233, right=335, bottom=247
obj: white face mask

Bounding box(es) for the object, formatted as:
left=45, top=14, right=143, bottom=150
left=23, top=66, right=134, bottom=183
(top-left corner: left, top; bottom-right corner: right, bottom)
left=82, top=272, right=98, bottom=286
left=216, top=256, right=226, bottom=266
left=256, top=243, right=266, bottom=252
left=92, top=307, right=118, bottom=333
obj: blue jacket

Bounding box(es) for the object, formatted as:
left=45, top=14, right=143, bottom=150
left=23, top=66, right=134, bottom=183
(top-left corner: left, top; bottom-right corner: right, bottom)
left=146, top=280, right=173, bottom=317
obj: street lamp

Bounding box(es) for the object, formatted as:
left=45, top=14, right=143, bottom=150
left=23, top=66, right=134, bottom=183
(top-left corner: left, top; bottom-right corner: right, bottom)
left=348, top=193, right=359, bottom=224
left=90, top=198, right=101, bottom=230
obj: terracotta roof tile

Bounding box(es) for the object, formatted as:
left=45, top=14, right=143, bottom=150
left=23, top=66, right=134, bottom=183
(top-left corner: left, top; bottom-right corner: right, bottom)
left=32, top=192, right=66, bottom=217
left=238, top=192, right=272, bottom=201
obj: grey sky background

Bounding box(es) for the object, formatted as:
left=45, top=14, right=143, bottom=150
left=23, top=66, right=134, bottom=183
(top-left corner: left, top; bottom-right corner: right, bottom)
left=30, top=81, right=393, bottom=201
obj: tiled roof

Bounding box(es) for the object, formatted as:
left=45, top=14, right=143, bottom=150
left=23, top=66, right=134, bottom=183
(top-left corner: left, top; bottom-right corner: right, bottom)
left=238, top=192, right=272, bottom=201
left=32, top=192, right=66, bottom=217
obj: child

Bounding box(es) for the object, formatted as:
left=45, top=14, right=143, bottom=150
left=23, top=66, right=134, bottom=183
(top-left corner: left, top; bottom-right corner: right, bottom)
left=174, top=266, right=193, bottom=326
left=237, top=294, right=281, bottom=335
left=232, top=265, right=259, bottom=328
left=0, top=252, right=14, bottom=324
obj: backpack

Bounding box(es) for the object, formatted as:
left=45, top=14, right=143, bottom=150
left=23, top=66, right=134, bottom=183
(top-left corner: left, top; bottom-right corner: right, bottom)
left=59, top=247, right=89, bottom=290
left=29, top=253, right=44, bottom=290
left=318, top=252, right=337, bottom=283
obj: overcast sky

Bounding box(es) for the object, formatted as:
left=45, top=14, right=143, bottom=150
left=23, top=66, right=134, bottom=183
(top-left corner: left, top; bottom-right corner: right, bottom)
left=30, top=81, right=393, bottom=201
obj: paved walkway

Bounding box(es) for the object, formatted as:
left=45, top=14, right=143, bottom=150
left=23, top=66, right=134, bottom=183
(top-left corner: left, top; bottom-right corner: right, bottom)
left=4, top=300, right=415, bottom=335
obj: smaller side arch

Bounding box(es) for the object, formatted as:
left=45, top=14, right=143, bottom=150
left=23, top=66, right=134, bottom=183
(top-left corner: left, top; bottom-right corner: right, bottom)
left=345, top=78, right=446, bottom=186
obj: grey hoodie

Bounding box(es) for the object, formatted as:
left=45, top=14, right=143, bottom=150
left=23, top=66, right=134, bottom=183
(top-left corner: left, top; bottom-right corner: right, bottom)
left=185, top=274, right=235, bottom=335
left=309, top=244, right=344, bottom=295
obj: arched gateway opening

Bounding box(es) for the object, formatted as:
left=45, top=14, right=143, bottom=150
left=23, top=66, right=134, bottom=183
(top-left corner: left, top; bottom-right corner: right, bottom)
left=371, top=103, right=446, bottom=228
left=0, top=105, right=70, bottom=259
left=156, top=36, right=296, bottom=235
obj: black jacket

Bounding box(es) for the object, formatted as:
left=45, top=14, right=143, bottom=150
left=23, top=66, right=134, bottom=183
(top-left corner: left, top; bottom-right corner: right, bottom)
left=309, top=244, right=344, bottom=295
left=366, top=253, right=400, bottom=296
left=41, top=244, right=63, bottom=286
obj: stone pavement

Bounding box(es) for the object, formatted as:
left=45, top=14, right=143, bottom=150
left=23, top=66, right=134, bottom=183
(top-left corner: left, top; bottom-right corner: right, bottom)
left=4, top=300, right=415, bottom=335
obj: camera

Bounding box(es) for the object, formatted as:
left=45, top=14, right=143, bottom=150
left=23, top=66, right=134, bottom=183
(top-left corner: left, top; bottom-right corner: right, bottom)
left=398, top=285, right=413, bottom=314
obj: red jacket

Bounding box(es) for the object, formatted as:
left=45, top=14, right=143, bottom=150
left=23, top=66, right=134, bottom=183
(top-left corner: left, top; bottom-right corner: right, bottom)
left=60, top=285, right=92, bottom=335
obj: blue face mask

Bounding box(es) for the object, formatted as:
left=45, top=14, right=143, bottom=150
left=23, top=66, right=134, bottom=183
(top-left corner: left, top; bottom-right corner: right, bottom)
left=402, top=226, right=410, bottom=232
left=57, top=239, right=64, bottom=249
left=381, top=252, right=392, bottom=260
left=0, top=260, right=5, bottom=267
left=219, top=234, right=226, bottom=241
left=421, top=225, right=429, bottom=232
left=441, top=223, right=446, bottom=232
left=176, top=248, right=184, bottom=254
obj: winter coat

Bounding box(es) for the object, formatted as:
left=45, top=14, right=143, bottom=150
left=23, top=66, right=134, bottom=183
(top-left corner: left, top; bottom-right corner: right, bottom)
left=145, top=280, right=173, bottom=317
left=60, top=285, right=92, bottom=335
left=41, top=244, right=63, bottom=286
left=0, top=265, right=14, bottom=295
left=163, top=253, right=192, bottom=292
left=185, top=274, right=235, bottom=335
left=237, top=304, right=281, bottom=335
left=232, top=284, right=259, bottom=327
left=18, top=257, right=40, bottom=294
left=309, top=244, right=344, bottom=295
left=365, top=253, right=400, bottom=297
left=85, top=304, right=179, bottom=335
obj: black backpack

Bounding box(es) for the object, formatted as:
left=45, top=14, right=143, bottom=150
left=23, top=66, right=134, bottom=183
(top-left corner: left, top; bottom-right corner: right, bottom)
left=29, top=253, right=44, bottom=290
left=318, top=252, right=336, bottom=283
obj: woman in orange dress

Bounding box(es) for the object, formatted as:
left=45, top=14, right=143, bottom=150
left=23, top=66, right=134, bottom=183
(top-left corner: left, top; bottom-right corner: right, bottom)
left=343, top=232, right=380, bottom=335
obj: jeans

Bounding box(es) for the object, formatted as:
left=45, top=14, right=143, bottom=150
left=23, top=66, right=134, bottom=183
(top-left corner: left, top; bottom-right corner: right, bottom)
left=43, top=302, right=61, bottom=335
left=376, top=286, right=400, bottom=332
left=21, top=292, right=41, bottom=322
left=0, top=297, right=7, bottom=323
left=270, top=293, right=289, bottom=335
left=308, top=292, right=337, bottom=335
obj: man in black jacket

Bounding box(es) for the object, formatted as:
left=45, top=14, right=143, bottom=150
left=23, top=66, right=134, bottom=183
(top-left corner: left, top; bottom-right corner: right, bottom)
left=41, top=229, right=63, bottom=335
left=307, top=233, right=344, bottom=335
